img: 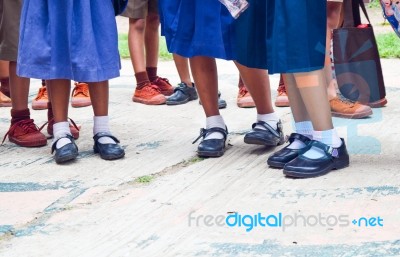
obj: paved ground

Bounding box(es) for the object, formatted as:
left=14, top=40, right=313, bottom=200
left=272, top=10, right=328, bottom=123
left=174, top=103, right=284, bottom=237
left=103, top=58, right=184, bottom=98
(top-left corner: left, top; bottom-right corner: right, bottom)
left=0, top=6, right=399, bottom=257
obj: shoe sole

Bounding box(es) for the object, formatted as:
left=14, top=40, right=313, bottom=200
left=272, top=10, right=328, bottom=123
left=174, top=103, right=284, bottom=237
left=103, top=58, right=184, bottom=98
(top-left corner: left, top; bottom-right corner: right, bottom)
left=132, top=97, right=166, bottom=105
left=197, top=150, right=225, bottom=158
left=267, top=160, right=286, bottom=169
left=367, top=98, right=387, bottom=108
left=331, top=109, right=373, bottom=119
left=244, top=137, right=285, bottom=146
left=32, top=102, right=48, bottom=110
left=71, top=100, right=92, bottom=108
left=275, top=102, right=290, bottom=107
left=283, top=161, right=349, bottom=178
left=9, top=137, right=47, bottom=147
left=237, top=102, right=256, bottom=108
left=0, top=103, right=12, bottom=107
left=166, top=98, right=189, bottom=106
left=93, top=147, right=125, bottom=160
left=55, top=152, right=79, bottom=164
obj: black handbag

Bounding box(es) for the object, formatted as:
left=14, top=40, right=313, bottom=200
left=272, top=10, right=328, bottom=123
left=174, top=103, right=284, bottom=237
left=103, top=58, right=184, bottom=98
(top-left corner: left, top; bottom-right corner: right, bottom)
left=112, top=0, right=128, bottom=16
left=333, top=0, right=386, bottom=106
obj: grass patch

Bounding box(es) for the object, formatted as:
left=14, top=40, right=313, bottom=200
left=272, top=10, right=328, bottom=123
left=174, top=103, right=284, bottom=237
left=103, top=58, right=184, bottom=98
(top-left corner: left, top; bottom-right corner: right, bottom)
left=118, top=34, right=173, bottom=61
left=376, top=33, right=400, bottom=58
left=135, top=175, right=154, bottom=184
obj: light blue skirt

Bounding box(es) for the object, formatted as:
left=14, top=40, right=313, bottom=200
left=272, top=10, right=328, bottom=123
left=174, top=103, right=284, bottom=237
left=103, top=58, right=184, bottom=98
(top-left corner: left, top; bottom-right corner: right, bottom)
left=17, top=0, right=120, bottom=82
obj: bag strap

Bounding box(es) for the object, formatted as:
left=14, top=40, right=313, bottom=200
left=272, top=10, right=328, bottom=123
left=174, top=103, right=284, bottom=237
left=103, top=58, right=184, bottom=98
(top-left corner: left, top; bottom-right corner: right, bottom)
left=342, top=0, right=371, bottom=28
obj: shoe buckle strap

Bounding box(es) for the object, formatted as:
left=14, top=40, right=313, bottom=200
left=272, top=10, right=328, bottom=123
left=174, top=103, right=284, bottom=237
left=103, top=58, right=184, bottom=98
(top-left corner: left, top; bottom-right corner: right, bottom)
left=51, top=134, right=74, bottom=154
left=252, top=121, right=280, bottom=138
left=93, top=132, right=120, bottom=144
left=310, top=140, right=339, bottom=158
left=288, top=133, right=311, bottom=144
left=192, top=127, right=228, bottom=144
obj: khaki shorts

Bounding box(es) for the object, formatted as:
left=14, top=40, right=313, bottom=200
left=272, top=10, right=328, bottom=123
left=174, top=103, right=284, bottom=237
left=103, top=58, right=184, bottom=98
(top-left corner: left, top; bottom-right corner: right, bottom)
left=121, top=0, right=158, bottom=19
left=0, top=0, right=22, bottom=62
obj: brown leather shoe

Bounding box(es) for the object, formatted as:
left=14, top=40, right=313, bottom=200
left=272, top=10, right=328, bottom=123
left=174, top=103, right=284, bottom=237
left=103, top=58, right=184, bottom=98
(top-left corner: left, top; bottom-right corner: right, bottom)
left=330, top=97, right=373, bottom=119
left=366, top=98, right=387, bottom=108
left=151, top=77, right=174, bottom=96
left=132, top=83, right=166, bottom=105
left=32, top=86, right=49, bottom=110
left=43, top=118, right=81, bottom=139
left=275, top=76, right=289, bottom=107
left=237, top=84, right=255, bottom=108
left=2, top=119, right=47, bottom=147
left=71, top=82, right=92, bottom=108
left=0, top=91, right=11, bottom=107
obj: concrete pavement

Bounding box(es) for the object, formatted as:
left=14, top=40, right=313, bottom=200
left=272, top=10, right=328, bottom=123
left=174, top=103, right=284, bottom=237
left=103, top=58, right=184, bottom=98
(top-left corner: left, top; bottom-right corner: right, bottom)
left=0, top=7, right=400, bottom=257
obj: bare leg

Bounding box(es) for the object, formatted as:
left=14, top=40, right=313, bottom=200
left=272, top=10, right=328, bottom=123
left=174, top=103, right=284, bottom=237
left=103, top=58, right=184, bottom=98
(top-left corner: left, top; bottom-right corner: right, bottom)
left=189, top=56, right=219, bottom=117
left=173, top=54, right=192, bottom=86
left=145, top=13, right=160, bottom=68
left=128, top=18, right=146, bottom=73
left=46, top=79, right=71, bottom=123
left=235, top=62, right=274, bottom=114
left=88, top=81, right=109, bottom=116
left=9, top=62, right=29, bottom=110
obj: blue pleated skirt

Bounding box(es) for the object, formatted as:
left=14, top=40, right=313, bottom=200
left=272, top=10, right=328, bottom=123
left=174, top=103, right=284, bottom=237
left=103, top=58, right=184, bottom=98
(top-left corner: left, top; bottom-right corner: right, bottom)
left=17, top=0, right=121, bottom=82
left=159, top=0, right=236, bottom=60
left=235, top=0, right=327, bottom=74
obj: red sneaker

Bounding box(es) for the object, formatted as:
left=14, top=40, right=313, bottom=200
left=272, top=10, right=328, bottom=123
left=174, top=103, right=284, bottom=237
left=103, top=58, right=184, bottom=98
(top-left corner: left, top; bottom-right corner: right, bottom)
left=275, top=79, right=289, bottom=107
left=71, top=82, right=92, bottom=108
left=132, top=83, right=166, bottom=105
left=42, top=118, right=81, bottom=139
left=32, top=86, right=49, bottom=110
left=237, top=84, right=256, bottom=108
left=151, top=77, right=174, bottom=96
left=2, top=119, right=47, bottom=147
left=0, top=91, right=11, bottom=107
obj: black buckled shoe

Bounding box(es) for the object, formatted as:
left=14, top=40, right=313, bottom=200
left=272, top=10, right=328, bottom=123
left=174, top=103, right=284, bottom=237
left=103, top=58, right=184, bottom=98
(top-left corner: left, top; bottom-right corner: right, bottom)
left=93, top=132, right=125, bottom=160
left=244, top=120, right=285, bottom=146
left=199, top=91, right=227, bottom=109
left=267, top=133, right=312, bottom=168
left=166, top=83, right=198, bottom=105
left=283, top=138, right=350, bottom=178
left=51, top=134, right=79, bottom=164
left=192, top=127, right=228, bottom=157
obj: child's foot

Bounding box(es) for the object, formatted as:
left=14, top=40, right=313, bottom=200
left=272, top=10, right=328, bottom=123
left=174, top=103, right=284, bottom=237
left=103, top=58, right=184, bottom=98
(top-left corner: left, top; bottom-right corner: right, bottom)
left=151, top=76, right=174, bottom=96
left=32, top=85, right=49, bottom=110
left=71, top=82, right=92, bottom=108
left=45, top=118, right=80, bottom=139
left=0, top=91, right=11, bottom=107
left=3, top=118, right=47, bottom=147
left=237, top=84, right=255, bottom=108
left=166, top=82, right=198, bottom=105
left=267, top=133, right=312, bottom=168
left=193, top=127, right=228, bottom=158
left=93, top=132, right=125, bottom=160
left=244, top=120, right=284, bottom=146
left=132, top=83, right=166, bottom=105
left=283, top=139, right=349, bottom=178
left=51, top=134, right=79, bottom=164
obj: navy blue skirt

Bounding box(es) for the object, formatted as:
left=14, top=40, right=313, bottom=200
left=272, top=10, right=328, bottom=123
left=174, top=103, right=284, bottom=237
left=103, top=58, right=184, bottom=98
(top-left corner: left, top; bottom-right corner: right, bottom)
left=17, top=0, right=121, bottom=82
left=234, top=0, right=327, bottom=74
left=159, top=0, right=236, bottom=60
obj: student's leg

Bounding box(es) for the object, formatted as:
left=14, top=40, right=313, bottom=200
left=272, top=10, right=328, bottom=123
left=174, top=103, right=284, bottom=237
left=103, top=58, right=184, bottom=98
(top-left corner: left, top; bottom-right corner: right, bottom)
left=0, top=60, right=10, bottom=98
left=235, top=62, right=284, bottom=146
left=282, top=70, right=349, bottom=178
left=88, top=81, right=125, bottom=160
left=128, top=18, right=147, bottom=75
left=190, top=56, right=227, bottom=157
left=166, top=54, right=198, bottom=106
left=145, top=13, right=160, bottom=77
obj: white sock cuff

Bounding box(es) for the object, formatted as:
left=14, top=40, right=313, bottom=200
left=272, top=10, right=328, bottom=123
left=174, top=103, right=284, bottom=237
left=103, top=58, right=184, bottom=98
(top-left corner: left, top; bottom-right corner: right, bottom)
left=53, top=121, right=71, bottom=137
left=294, top=121, right=313, bottom=138
left=257, top=112, right=279, bottom=122
left=93, top=116, right=110, bottom=135
left=206, top=115, right=225, bottom=129
left=313, top=129, right=342, bottom=148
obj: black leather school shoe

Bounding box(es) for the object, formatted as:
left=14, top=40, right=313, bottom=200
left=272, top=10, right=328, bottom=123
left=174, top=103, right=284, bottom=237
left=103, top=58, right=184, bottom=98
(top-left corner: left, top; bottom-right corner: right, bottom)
left=192, top=127, right=228, bottom=157
left=51, top=134, right=79, bottom=164
left=283, top=138, right=350, bottom=178
left=244, top=120, right=285, bottom=146
left=166, top=83, right=198, bottom=105
left=267, top=133, right=312, bottom=168
left=93, top=132, right=125, bottom=160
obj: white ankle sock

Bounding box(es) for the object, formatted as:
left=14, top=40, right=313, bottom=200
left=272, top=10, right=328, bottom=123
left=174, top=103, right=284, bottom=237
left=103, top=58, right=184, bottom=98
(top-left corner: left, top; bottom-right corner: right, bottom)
left=93, top=116, right=116, bottom=144
left=53, top=122, right=72, bottom=149
left=255, top=113, right=279, bottom=130
left=204, top=115, right=226, bottom=140
left=288, top=121, right=313, bottom=150
left=303, top=129, right=342, bottom=159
